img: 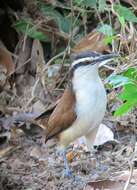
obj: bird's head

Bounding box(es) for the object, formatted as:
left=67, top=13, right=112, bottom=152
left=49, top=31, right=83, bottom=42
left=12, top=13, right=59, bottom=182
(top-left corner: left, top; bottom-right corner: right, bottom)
left=70, top=51, right=119, bottom=75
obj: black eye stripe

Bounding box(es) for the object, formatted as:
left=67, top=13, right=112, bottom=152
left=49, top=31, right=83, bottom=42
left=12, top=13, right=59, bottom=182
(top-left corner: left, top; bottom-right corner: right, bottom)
left=72, top=51, right=101, bottom=61
left=70, top=53, right=119, bottom=78
left=71, top=60, right=97, bottom=73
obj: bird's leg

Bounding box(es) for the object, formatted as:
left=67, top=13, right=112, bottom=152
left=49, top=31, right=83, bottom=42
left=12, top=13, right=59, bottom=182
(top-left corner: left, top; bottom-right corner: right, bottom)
left=57, top=143, right=73, bottom=177
left=62, top=150, right=83, bottom=183
left=62, top=149, right=72, bottom=177
left=85, top=127, right=99, bottom=153
left=85, top=127, right=108, bottom=173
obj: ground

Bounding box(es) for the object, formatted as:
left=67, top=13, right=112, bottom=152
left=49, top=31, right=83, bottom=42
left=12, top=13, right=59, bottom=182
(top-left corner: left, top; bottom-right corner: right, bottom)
left=0, top=128, right=137, bottom=190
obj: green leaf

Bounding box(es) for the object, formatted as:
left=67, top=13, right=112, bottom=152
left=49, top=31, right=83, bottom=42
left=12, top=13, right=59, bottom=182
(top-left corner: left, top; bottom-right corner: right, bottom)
left=84, top=0, right=97, bottom=8
left=118, top=16, right=125, bottom=27
left=104, top=35, right=116, bottom=45
left=114, top=4, right=137, bottom=23
left=39, top=5, right=71, bottom=33
left=109, top=68, right=137, bottom=116
left=114, top=83, right=137, bottom=116
left=14, top=20, right=49, bottom=41
left=123, top=68, right=137, bottom=80
left=74, top=0, right=84, bottom=6
left=74, top=0, right=97, bottom=7
left=98, top=0, right=107, bottom=12
left=107, top=74, right=130, bottom=88
left=97, top=24, right=114, bottom=36
left=118, top=84, right=137, bottom=101
left=114, top=99, right=137, bottom=116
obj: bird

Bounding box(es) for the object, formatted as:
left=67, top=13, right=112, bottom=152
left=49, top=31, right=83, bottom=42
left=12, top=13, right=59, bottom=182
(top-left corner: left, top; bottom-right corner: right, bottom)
left=36, top=51, right=119, bottom=177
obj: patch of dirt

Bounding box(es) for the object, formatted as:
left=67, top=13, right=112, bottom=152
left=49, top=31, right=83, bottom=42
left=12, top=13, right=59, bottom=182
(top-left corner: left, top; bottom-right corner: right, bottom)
left=0, top=130, right=137, bottom=190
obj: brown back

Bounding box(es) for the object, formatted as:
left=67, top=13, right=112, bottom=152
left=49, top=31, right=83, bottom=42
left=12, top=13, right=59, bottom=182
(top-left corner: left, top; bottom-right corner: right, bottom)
left=45, top=85, right=76, bottom=141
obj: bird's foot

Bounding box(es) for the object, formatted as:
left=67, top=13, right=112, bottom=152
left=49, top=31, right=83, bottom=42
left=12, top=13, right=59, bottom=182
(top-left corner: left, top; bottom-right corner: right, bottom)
left=73, top=175, right=82, bottom=182
left=97, top=163, right=108, bottom=172
left=56, top=148, right=74, bottom=178
left=63, top=168, right=72, bottom=178
left=63, top=170, right=82, bottom=184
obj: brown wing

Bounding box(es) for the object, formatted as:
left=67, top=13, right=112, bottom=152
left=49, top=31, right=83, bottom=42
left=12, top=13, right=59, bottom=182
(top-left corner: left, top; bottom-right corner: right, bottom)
left=45, top=86, right=76, bottom=141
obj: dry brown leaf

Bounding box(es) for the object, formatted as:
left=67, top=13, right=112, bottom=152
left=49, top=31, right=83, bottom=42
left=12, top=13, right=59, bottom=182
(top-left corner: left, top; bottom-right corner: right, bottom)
left=31, top=39, right=45, bottom=76
left=72, top=31, right=110, bottom=53
left=0, top=41, right=15, bottom=76
left=114, top=169, right=137, bottom=184
left=0, top=146, right=14, bottom=158
left=31, top=39, right=54, bottom=104
left=84, top=179, right=137, bottom=190
left=66, top=151, right=75, bottom=162
left=14, top=37, right=32, bottom=95
left=0, top=41, right=15, bottom=88
left=84, top=169, right=137, bottom=190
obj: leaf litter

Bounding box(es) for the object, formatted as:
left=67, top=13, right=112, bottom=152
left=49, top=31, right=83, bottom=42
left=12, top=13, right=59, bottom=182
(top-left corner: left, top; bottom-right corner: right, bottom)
left=0, top=0, right=137, bottom=189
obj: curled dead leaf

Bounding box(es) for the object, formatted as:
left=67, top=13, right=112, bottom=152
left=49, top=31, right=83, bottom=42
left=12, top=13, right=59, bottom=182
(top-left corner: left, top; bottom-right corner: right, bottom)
left=0, top=41, right=15, bottom=89
left=0, top=41, right=15, bottom=76
left=72, top=31, right=110, bottom=53
left=66, top=151, right=75, bottom=162
left=0, top=146, right=14, bottom=158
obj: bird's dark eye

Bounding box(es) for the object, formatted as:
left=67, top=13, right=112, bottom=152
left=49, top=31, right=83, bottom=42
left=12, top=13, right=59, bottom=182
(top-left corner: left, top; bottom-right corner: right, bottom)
left=85, top=60, right=91, bottom=64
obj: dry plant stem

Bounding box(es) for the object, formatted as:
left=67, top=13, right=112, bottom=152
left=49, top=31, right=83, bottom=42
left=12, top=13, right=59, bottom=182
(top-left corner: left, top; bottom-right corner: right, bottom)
left=122, top=30, right=130, bottom=54
left=22, top=24, right=29, bottom=52
left=95, top=7, right=118, bottom=54
left=40, top=77, right=53, bottom=102
left=23, top=21, right=43, bottom=51
left=108, top=9, right=115, bottom=52
left=14, top=57, right=32, bottom=74
left=60, top=0, right=74, bottom=73
left=102, top=64, right=115, bottom=70
left=10, top=52, right=18, bottom=59
left=129, top=24, right=136, bottom=52
left=95, top=8, right=104, bottom=29
left=56, top=0, right=74, bottom=87
left=73, top=11, right=81, bottom=27
left=41, top=1, right=80, bottom=73
left=25, top=51, right=64, bottom=107
left=43, top=51, right=65, bottom=72
left=56, top=70, right=70, bottom=89
left=123, top=163, right=134, bottom=190
left=29, top=20, right=43, bottom=33
left=56, top=2, right=94, bottom=13
left=62, top=0, right=73, bottom=64
left=42, top=25, right=69, bottom=40
left=0, top=106, right=21, bottom=115
left=40, top=5, right=80, bottom=76
left=83, top=12, right=87, bottom=35
left=25, top=78, right=40, bottom=109
left=124, top=111, right=137, bottom=190
left=111, top=3, right=131, bottom=54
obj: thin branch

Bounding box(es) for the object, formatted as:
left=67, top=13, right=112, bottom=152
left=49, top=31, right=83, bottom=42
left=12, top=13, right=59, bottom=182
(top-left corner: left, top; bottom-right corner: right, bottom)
left=43, top=51, right=65, bottom=72
left=123, top=163, right=134, bottom=190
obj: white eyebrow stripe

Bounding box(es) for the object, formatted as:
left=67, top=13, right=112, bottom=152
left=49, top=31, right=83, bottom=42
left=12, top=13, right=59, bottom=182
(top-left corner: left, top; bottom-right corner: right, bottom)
left=71, top=57, right=92, bottom=67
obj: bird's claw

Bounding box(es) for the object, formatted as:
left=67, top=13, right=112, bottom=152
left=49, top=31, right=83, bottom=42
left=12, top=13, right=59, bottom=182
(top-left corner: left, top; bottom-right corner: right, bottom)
left=63, top=168, right=72, bottom=178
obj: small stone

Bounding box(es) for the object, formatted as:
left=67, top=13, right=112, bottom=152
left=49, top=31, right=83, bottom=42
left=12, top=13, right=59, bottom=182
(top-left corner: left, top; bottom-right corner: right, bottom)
left=30, top=146, right=42, bottom=160
left=11, top=158, right=24, bottom=170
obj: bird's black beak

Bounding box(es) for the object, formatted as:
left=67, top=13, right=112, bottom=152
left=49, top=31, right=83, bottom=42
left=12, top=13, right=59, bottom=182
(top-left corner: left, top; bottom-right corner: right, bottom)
left=95, top=53, right=120, bottom=67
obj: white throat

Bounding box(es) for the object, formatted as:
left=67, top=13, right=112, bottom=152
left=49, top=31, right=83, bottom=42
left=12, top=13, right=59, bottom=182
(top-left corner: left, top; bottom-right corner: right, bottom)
left=72, top=64, right=99, bottom=84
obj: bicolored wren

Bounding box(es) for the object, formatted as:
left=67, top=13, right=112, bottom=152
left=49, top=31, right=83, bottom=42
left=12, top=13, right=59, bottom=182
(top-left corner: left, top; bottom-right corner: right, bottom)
left=38, top=51, right=119, bottom=177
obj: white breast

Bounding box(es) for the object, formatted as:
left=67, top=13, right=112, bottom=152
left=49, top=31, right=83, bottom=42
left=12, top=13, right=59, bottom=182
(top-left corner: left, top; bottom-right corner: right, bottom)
left=72, top=64, right=107, bottom=133
left=59, top=64, right=107, bottom=148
